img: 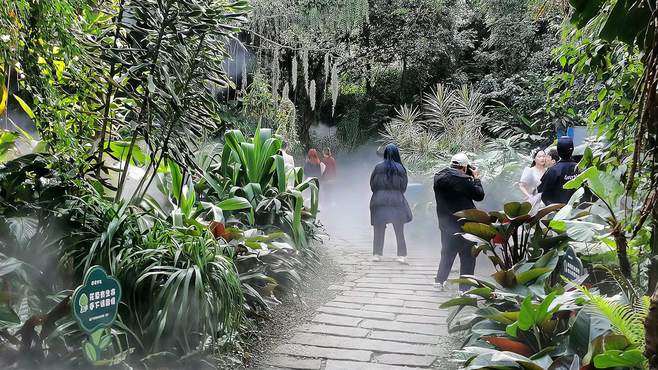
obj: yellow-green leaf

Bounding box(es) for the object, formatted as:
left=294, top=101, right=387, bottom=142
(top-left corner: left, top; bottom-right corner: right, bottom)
left=13, top=95, right=35, bottom=119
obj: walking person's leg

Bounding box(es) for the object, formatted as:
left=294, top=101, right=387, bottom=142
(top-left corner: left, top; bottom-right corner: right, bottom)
left=372, top=224, right=386, bottom=260
left=435, top=227, right=460, bottom=287
left=392, top=223, right=407, bottom=263
left=457, top=239, right=477, bottom=292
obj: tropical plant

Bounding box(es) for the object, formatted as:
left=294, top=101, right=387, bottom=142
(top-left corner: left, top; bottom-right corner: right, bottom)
left=456, top=201, right=566, bottom=272
left=441, top=250, right=588, bottom=369
left=381, top=84, right=489, bottom=175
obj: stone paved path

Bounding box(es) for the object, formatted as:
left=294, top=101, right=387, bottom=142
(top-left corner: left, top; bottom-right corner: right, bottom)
left=262, top=242, right=460, bottom=370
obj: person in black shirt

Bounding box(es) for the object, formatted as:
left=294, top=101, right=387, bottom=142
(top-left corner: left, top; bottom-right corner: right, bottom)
left=433, top=153, right=485, bottom=291
left=538, top=136, right=578, bottom=205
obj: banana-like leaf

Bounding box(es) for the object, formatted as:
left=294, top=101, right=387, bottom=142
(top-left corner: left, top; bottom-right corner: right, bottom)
left=463, top=222, right=498, bottom=241
left=504, top=202, right=532, bottom=218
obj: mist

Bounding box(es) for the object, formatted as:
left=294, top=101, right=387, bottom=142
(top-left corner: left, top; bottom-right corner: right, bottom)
left=316, top=142, right=515, bottom=276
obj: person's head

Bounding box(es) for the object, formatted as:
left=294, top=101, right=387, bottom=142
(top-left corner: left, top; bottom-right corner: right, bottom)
left=557, top=136, right=574, bottom=160
left=323, top=147, right=332, bottom=157
left=383, top=144, right=404, bottom=176
left=546, top=148, right=559, bottom=167
left=383, top=144, right=402, bottom=164
left=530, top=149, right=547, bottom=168
left=281, top=141, right=289, bottom=152
left=307, top=148, right=320, bottom=165
left=450, top=152, right=470, bottom=173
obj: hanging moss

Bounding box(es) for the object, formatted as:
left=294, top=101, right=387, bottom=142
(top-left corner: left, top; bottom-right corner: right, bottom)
left=241, top=58, right=248, bottom=93
left=271, top=48, right=280, bottom=106
left=292, top=53, right=298, bottom=92
left=309, top=80, right=316, bottom=111
left=324, top=53, right=330, bottom=91
left=282, top=82, right=289, bottom=103
left=302, top=48, right=309, bottom=93
left=331, top=63, right=339, bottom=116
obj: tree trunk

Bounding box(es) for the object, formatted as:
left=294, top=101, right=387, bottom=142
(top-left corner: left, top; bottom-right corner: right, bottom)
left=613, top=226, right=632, bottom=279
left=646, top=284, right=658, bottom=369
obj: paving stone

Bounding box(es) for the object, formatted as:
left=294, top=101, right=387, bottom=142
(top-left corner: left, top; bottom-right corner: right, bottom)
left=357, top=282, right=437, bottom=291
left=415, top=290, right=454, bottom=297
left=360, top=320, right=448, bottom=336
left=301, top=324, right=369, bottom=338
left=401, top=307, right=447, bottom=317
left=368, top=330, right=441, bottom=345
left=376, top=353, right=436, bottom=367
left=317, top=306, right=396, bottom=320
left=343, top=282, right=356, bottom=287
left=290, top=333, right=440, bottom=356
left=355, top=277, right=391, bottom=283
left=353, top=287, right=418, bottom=296
left=397, top=314, right=447, bottom=324
left=325, top=360, right=426, bottom=370
left=335, top=295, right=404, bottom=306
left=326, top=301, right=363, bottom=309
left=268, top=355, right=322, bottom=369
left=274, top=344, right=372, bottom=362
left=377, top=293, right=441, bottom=303
left=366, top=274, right=434, bottom=279
left=391, top=278, right=433, bottom=285
left=342, top=290, right=376, bottom=297
left=312, top=313, right=362, bottom=327
left=404, top=301, right=441, bottom=309
left=362, top=305, right=404, bottom=314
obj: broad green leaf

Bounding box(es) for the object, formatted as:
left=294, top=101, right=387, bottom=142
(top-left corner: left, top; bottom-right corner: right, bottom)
left=169, top=161, right=183, bottom=203
left=12, top=94, right=35, bottom=119
left=504, top=202, right=532, bottom=218
left=0, top=80, right=7, bottom=114
left=84, top=342, right=97, bottom=362
left=454, top=209, right=493, bottom=223
left=440, top=296, right=477, bottom=309
left=593, top=349, right=646, bottom=368
left=465, top=287, right=493, bottom=298
left=569, top=0, right=605, bottom=28
left=516, top=267, right=553, bottom=284
left=463, top=222, right=498, bottom=241
left=0, top=304, right=20, bottom=325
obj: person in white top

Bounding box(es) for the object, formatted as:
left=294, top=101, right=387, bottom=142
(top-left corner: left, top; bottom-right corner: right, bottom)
left=518, top=149, right=547, bottom=210
left=280, top=141, right=296, bottom=188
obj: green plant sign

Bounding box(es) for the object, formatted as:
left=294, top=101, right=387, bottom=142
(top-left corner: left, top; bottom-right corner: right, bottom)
left=72, top=266, right=122, bottom=333
left=72, top=266, right=123, bottom=365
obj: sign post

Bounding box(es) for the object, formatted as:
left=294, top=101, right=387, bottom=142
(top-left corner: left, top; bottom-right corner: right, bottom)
left=72, top=266, right=122, bottom=365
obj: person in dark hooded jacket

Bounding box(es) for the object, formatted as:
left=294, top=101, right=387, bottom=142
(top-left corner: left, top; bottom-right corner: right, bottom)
left=434, top=152, right=485, bottom=291
left=538, top=136, right=578, bottom=205
left=369, top=144, right=413, bottom=263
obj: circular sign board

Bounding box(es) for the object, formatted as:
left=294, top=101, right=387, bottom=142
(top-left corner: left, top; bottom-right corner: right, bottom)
left=72, top=266, right=122, bottom=334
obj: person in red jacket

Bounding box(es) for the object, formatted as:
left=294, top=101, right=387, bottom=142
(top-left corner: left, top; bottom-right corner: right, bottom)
left=321, top=148, right=337, bottom=205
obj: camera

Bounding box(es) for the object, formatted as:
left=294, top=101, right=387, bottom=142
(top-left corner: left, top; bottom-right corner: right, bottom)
left=466, top=164, right=477, bottom=177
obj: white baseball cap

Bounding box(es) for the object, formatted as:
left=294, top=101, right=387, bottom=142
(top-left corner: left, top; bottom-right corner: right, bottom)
left=451, top=152, right=469, bottom=167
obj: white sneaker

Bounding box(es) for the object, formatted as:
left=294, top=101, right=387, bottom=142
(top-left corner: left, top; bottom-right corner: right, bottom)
left=370, top=255, right=381, bottom=262
left=433, top=281, right=446, bottom=291
left=396, top=256, right=407, bottom=264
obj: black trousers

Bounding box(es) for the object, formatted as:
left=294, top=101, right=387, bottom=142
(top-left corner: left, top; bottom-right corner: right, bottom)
left=373, top=223, right=407, bottom=257
left=435, top=222, right=476, bottom=290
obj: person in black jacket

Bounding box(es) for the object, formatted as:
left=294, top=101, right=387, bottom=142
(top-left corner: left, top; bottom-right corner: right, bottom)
left=369, top=144, right=413, bottom=263
left=434, top=153, right=485, bottom=291
left=538, top=136, right=578, bottom=205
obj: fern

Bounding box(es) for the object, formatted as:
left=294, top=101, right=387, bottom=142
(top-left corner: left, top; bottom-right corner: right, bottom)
left=576, top=284, right=648, bottom=347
